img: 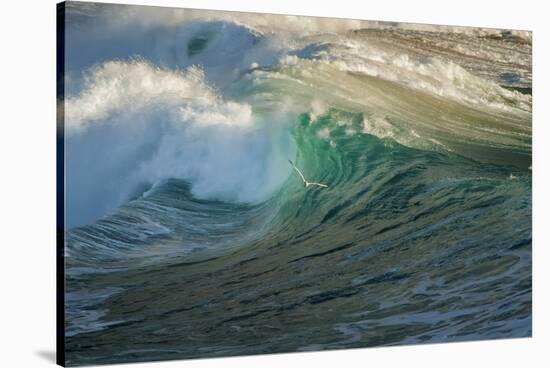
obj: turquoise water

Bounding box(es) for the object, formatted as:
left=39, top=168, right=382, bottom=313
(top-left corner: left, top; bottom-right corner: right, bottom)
left=62, top=3, right=531, bottom=366
left=65, top=111, right=531, bottom=364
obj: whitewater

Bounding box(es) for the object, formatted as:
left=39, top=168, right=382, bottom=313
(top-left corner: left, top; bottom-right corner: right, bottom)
left=61, top=3, right=531, bottom=366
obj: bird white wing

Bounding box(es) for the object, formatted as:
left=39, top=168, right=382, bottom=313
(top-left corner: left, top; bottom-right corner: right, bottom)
left=288, top=159, right=307, bottom=183
left=309, top=182, right=328, bottom=188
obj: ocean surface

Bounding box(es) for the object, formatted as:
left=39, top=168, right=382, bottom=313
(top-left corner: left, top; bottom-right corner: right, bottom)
left=62, top=3, right=532, bottom=366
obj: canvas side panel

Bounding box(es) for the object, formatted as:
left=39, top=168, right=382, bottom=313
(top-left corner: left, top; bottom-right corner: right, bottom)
left=56, top=2, right=66, bottom=366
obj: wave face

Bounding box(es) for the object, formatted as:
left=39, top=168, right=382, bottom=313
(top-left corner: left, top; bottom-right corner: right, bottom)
left=63, top=3, right=531, bottom=366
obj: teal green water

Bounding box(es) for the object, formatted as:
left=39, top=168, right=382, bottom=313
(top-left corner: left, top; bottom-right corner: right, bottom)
left=65, top=109, right=531, bottom=365
left=62, top=3, right=531, bottom=365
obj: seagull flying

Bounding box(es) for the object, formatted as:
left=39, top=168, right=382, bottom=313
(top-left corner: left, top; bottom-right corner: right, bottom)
left=288, top=159, right=328, bottom=188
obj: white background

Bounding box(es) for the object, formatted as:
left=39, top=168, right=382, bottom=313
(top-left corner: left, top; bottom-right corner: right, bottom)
left=1, top=0, right=548, bottom=367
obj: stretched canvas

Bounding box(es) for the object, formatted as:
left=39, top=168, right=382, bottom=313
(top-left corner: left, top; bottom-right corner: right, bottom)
left=57, top=1, right=532, bottom=366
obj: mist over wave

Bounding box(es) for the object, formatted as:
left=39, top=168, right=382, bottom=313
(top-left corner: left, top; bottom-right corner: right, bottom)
left=66, top=60, right=295, bottom=227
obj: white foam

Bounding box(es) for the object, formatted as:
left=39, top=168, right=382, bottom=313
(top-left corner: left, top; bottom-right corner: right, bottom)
left=309, top=37, right=531, bottom=112
left=362, top=115, right=395, bottom=139
left=317, top=128, right=331, bottom=140
left=66, top=61, right=246, bottom=132
left=65, top=61, right=294, bottom=227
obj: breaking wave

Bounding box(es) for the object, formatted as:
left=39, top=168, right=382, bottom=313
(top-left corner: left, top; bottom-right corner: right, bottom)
left=62, top=3, right=532, bottom=365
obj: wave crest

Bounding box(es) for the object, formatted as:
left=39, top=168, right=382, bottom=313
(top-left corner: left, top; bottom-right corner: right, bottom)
left=65, top=61, right=294, bottom=227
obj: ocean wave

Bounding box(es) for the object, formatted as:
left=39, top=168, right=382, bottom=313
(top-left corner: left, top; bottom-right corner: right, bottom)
left=65, top=60, right=295, bottom=227
left=64, top=21, right=531, bottom=227
left=63, top=6, right=531, bottom=363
